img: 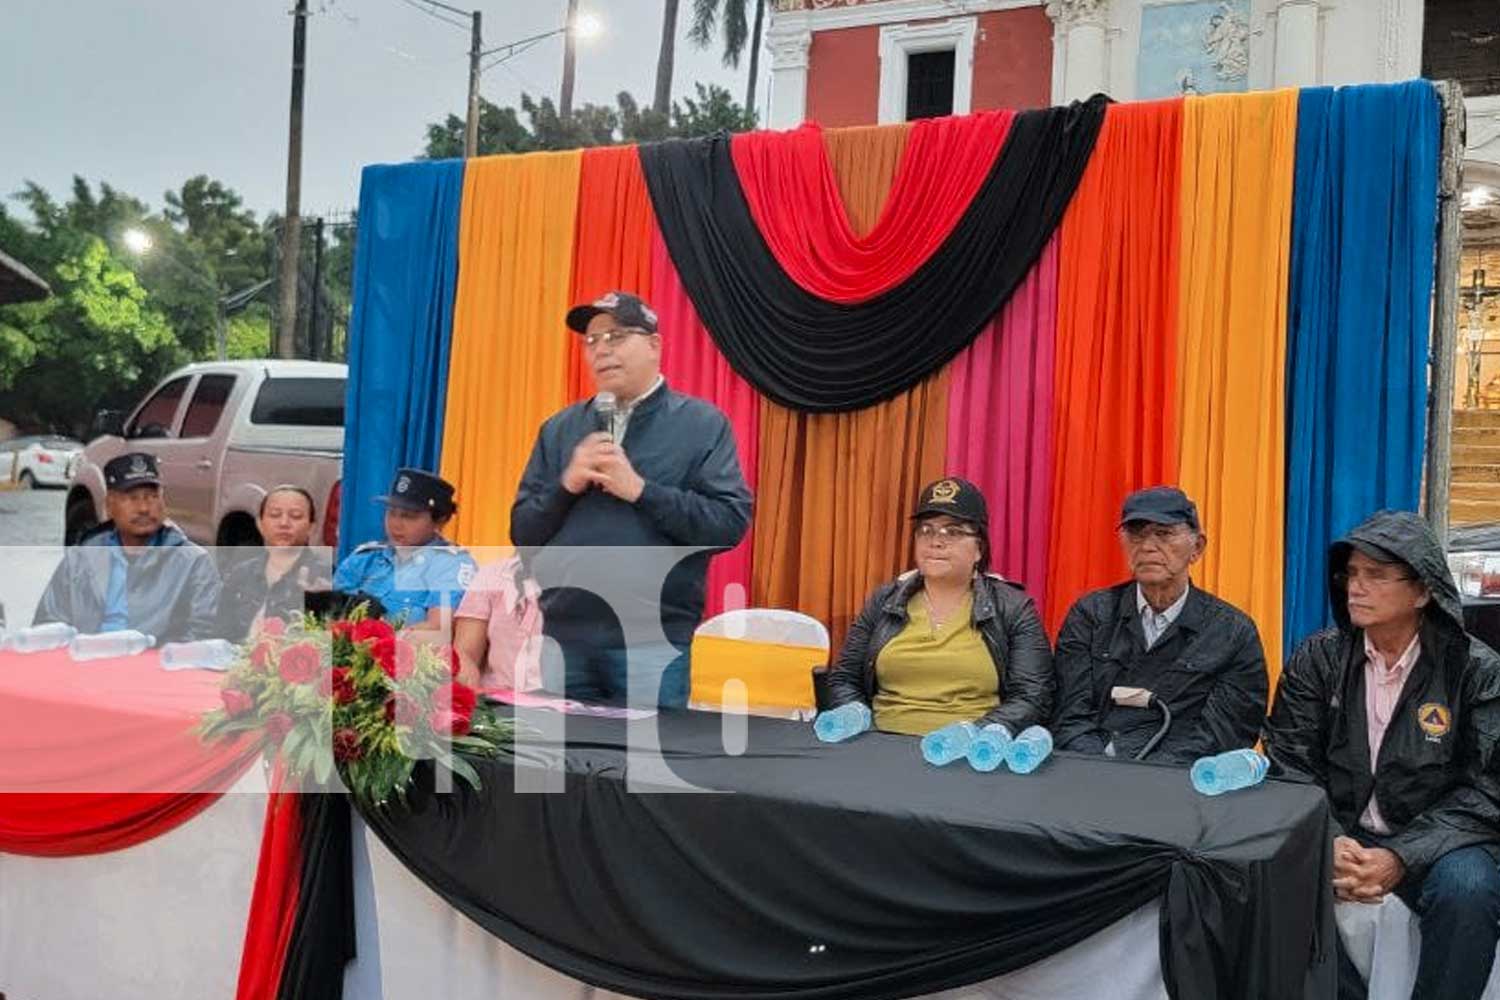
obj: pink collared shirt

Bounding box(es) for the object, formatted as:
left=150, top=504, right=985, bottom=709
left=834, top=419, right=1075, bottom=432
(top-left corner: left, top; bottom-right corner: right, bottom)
left=1359, top=632, right=1421, bottom=835
left=454, top=556, right=544, bottom=692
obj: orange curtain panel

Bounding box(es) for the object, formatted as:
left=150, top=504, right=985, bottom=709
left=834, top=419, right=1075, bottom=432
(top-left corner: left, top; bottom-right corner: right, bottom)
left=564, top=146, right=656, bottom=403
left=751, top=122, right=953, bottom=654
left=1044, top=100, right=1185, bottom=635
left=440, top=150, right=583, bottom=547
left=1176, top=91, right=1299, bottom=686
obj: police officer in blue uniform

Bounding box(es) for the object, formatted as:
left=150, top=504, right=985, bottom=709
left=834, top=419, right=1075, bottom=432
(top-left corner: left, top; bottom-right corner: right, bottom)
left=332, top=468, right=476, bottom=629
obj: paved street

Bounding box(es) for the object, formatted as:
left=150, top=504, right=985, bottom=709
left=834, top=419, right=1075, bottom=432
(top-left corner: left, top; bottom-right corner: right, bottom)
left=0, top=485, right=64, bottom=545
left=0, top=486, right=66, bottom=627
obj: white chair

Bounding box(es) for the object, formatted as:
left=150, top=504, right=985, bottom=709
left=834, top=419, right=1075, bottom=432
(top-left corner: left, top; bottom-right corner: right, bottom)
left=689, top=609, right=829, bottom=720
left=1336, top=896, right=1500, bottom=999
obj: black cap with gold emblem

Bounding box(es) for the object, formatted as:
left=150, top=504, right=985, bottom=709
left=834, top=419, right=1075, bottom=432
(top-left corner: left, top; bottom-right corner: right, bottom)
left=373, top=467, right=457, bottom=517
left=910, top=477, right=988, bottom=530
left=103, top=452, right=162, bottom=491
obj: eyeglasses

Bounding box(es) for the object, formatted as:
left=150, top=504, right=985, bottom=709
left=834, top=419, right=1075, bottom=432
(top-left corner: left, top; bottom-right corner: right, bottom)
left=1335, top=567, right=1418, bottom=588
left=914, top=522, right=979, bottom=542
left=581, top=327, right=647, bottom=349
left=1120, top=523, right=1192, bottom=545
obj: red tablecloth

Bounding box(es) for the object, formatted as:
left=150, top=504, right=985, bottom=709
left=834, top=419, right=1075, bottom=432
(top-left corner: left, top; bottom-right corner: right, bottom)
left=0, top=649, right=258, bottom=855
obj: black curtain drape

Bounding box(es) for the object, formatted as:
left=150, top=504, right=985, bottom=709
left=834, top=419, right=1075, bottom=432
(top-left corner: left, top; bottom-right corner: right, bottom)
left=640, top=95, right=1109, bottom=412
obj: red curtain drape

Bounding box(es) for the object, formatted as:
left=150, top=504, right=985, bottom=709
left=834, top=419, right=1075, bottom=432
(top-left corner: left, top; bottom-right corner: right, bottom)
left=234, top=781, right=303, bottom=1000
left=565, top=145, right=657, bottom=402
left=1044, top=100, right=1184, bottom=635
left=653, top=225, right=760, bottom=619
left=729, top=112, right=1013, bottom=303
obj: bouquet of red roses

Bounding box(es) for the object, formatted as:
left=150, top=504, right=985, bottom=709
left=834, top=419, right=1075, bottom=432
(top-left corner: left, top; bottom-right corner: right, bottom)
left=200, top=605, right=515, bottom=806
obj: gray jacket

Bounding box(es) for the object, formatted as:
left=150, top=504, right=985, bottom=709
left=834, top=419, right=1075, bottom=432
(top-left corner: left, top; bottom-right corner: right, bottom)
left=33, top=522, right=222, bottom=644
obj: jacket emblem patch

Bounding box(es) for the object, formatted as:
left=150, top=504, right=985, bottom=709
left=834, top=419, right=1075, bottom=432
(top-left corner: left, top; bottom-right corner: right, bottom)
left=1418, top=702, right=1452, bottom=739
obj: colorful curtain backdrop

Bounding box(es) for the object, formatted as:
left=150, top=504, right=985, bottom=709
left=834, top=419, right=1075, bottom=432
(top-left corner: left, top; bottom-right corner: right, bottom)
left=751, top=123, right=951, bottom=652
left=641, top=98, right=1108, bottom=411
left=1283, top=82, right=1439, bottom=654
left=341, top=82, right=1438, bottom=695
left=729, top=112, right=1013, bottom=302
left=1177, top=91, right=1299, bottom=683
left=565, top=146, right=656, bottom=403
left=339, top=160, right=465, bottom=559
left=440, top=151, right=583, bottom=547
left=945, top=237, right=1058, bottom=601
left=1044, top=99, right=1184, bottom=635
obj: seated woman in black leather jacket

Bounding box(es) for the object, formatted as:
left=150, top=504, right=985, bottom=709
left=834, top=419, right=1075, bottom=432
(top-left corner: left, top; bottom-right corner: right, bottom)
left=823, top=478, right=1054, bottom=737
left=216, top=485, right=332, bottom=639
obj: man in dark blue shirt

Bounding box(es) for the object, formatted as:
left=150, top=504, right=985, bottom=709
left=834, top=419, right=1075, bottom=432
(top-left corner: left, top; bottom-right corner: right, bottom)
left=511, top=291, right=752, bottom=707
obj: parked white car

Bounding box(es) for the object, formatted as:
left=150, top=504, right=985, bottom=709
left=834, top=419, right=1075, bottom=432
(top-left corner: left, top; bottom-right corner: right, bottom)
left=0, top=435, right=84, bottom=489
left=67, top=360, right=346, bottom=547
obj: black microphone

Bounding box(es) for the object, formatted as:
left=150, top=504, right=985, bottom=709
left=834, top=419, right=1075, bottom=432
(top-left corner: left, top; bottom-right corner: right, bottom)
left=594, top=391, right=617, bottom=442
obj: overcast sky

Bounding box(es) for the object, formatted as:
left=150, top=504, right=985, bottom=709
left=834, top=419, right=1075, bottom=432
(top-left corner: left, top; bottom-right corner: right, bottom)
left=1, top=0, right=756, bottom=220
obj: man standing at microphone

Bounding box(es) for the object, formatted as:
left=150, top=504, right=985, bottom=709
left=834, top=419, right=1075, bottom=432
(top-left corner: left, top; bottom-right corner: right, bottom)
left=511, top=291, right=752, bottom=707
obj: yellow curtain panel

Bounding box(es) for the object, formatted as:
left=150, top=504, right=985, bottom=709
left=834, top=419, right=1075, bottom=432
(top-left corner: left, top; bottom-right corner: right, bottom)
left=440, top=150, right=583, bottom=547
left=1176, top=91, right=1299, bottom=687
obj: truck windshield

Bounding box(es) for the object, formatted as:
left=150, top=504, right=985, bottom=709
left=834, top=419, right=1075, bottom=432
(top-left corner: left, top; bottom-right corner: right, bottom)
left=249, top=377, right=346, bottom=427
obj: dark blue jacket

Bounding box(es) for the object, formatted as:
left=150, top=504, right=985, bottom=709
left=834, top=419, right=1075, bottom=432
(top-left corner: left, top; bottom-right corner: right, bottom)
left=510, top=382, right=752, bottom=645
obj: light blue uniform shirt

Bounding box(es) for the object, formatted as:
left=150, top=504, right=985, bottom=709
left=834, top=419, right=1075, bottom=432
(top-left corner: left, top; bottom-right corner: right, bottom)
left=100, top=529, right=165, bottom=632
left=332, top=536, right=476, bottom=625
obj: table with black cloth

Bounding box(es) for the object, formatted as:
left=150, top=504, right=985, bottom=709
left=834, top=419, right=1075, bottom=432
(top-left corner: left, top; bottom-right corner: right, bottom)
left=358, top=708, right=1337, bottom=1000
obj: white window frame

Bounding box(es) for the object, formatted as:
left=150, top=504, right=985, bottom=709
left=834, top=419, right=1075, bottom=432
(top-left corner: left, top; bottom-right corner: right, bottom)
left=877, top=16, right=978, bottom=124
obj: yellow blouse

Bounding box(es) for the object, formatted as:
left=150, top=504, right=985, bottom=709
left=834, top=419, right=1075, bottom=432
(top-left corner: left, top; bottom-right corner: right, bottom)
left=871, top=591, right=999, bottom=736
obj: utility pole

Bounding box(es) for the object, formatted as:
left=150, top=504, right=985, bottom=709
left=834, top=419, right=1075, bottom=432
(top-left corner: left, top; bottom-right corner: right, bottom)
left=465, top=10, right=482, bottom=157
left=276, top=0, right=309, bottom=359
left=310, top=216, right=325, bottom=361
left=560, top=0, right=579, bottom=119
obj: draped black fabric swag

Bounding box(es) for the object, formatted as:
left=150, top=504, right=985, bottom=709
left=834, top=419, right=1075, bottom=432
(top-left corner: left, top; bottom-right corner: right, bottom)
left=640, top=95, right=1110, bottom=412
left=277, top=793, right=356, bottom=1000
left=357, top=711, right=1336, bottom=1000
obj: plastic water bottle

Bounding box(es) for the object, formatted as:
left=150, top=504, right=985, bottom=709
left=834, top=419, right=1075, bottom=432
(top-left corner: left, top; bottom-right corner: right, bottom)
left=1005, top=725, right=1055, bottom=774
left=68, top=630, right=155, bottom=661
left=921, top=721, right=978, bottom=766
left=966, top=724, right=1013, bottom=772
left=5, top=622, right=77, bottom=653
left=813, top=702, right=872, bottom=743
left=1190, top=749, right=1269, bottom=796
left=159, top=639, right=238, bottom=670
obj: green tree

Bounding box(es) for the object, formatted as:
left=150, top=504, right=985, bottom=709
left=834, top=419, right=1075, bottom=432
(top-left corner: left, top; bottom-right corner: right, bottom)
left=688, top=0, right=765, bottom=115
left=423, top=100, right=536, bottom=159
left=672, top=83, right=756, bottom=137
left=0, top=235, right=176, bottom=432
left=420, top=86, right=755, bottom=159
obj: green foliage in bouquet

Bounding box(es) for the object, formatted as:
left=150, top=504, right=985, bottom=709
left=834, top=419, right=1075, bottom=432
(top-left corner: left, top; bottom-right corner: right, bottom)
left=200, top=605, right=515, bottom=807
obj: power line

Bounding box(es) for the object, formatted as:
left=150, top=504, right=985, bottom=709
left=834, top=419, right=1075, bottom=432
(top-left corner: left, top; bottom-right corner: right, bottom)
left=392, top=0, right=469, bottom=32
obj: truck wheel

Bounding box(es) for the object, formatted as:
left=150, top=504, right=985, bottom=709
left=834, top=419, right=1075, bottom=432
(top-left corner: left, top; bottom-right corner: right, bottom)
left=64, top=494, right=98, bottom=545
left=17, top=470, right=35, bottom=490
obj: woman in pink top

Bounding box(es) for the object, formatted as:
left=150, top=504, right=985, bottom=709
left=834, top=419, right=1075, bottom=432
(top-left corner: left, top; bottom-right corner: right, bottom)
left=453, top=555, right=543, bottom=692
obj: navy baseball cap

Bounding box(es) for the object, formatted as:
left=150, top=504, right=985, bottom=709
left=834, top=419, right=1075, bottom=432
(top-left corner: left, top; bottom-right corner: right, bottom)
left=103, top=452, right=161, bottom=491
left=911, top=477, right=988, bottom=529
left=566, top=291, right=659, bottom=335
left=1120, top=486, right=1200, bottom=531
left=374, top=467, right=456, bottom=517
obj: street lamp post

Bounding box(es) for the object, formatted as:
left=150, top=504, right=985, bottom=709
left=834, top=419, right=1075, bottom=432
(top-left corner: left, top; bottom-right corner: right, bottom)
left=122, top=228, right=229, bottom=361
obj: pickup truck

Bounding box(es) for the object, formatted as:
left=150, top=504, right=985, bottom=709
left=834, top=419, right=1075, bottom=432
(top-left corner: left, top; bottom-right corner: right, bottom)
left=66, top=360, right=346, bottom=549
